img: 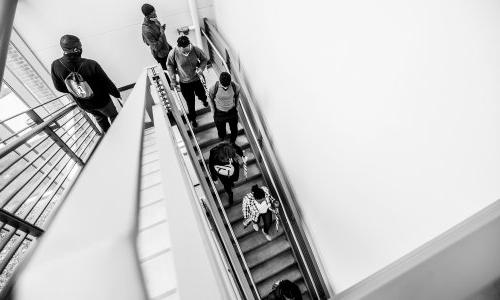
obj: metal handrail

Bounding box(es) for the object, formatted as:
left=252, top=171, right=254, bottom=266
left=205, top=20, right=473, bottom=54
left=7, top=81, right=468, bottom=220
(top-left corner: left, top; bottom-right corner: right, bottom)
left=0, top=95, right=68, bottom=126
left=0, top=104, right=77, bottom=160
left=32, top=160, right=79, bottom=227
left=10, top=124, right=93, bottom=217
left=0, top=112, right=85, bottom=175
left=0, top=122, right=92, bottom=210
left=169, top=87, right=261, bottom=298
left=201, top=25, right=324, bottom=298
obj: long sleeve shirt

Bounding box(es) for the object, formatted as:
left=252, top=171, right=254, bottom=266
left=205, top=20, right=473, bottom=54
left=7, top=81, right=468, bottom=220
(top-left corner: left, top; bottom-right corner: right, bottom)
left=166, top=45, right=208, bottom=83
left=142, top=18, right=171, bottom=58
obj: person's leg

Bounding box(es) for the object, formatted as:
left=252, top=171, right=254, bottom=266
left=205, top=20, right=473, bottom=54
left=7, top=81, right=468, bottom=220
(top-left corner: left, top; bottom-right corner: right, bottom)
left=96, top=100, right=118, bottom=123
left=193, top=79, right=208, bottom=107
left=260, top=210, right=273, bottom=241
left=220, top=176, right=234, bottom=206
left=261, top=210, right=273, bottom=234
left=154, top=56, right=171, bottom=85
left=179, top=82, right=197, bottom=123
left=228, top=115, right=239, bottom=143
left=87, top=109, right=111, bottom=133
left=214, top=117, right=227, bottom=141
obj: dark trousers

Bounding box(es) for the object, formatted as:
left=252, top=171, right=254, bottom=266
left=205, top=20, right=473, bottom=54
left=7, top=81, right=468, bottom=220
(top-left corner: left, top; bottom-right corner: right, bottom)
left=86, top=100, right=118, bottom=133
left=180, top=80, right=207, bottom=121
left=154, top=55, right=171, bottom=85
left=214, top=109, right=238, bottom=143
left=217, top=163, right=240, bottom=205
left=258, top=210, right=273, bottom=234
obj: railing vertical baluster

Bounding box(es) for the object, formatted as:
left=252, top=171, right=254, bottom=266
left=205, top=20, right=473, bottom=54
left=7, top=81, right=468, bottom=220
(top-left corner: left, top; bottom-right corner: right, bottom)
left=25, top=109, right=84, bottom=166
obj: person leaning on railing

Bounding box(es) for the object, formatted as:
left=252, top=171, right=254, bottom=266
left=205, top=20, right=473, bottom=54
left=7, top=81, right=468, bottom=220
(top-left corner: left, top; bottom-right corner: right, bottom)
left=50, top=34, right=121, bottom=133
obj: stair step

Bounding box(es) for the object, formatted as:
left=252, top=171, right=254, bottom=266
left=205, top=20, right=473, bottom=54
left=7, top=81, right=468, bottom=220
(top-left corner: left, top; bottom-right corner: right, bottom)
left=197, top=129, right=245, bottom=151
left=256, top=264, right=303, bottom=298
left=252, top=250, right=297, bottom=284
left=246, top=234, right=291, bottom=269
left=240, top=226, right=284, bottom=254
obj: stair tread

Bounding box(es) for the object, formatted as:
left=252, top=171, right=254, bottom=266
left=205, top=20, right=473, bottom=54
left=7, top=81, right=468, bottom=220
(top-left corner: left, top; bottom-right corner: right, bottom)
left=196, top=128, right=245, bottom=150
left=240, top=226, right=284, bottom=254
left=246, top=234, right=291, bottom=269
left=197, top=130, right=248, bottom=152
left=252, top=250, right=297, bottom=284
left=256, top=264, right=303, bottom=297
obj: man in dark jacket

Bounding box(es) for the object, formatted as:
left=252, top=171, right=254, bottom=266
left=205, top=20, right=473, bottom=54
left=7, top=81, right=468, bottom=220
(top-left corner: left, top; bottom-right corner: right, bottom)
left=141, top=4, right=172, bottom=72
left=51, top=35, right=121, bottom=133
left=208, top=142, right=244, bottom=206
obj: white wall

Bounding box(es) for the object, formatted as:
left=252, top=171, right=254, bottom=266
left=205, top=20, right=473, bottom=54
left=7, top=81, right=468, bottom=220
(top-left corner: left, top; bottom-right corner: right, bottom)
left=13, top=0, right=214, bottom=88
left=212, top=0, right=500, bottom=293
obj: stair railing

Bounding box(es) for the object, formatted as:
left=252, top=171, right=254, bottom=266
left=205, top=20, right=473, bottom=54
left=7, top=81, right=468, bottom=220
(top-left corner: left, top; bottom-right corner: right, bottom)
left=0, top=95, right=102, bottom=297
left=149, top=67, right=260, bottom=299
left=202, top=19, right=331, bottom=299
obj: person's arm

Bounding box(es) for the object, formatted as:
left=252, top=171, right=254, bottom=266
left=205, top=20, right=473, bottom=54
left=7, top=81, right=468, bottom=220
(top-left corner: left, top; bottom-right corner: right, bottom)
left=233, top=143, right=243, bottom=156
left=242, top=197, right=253, bottom=226
left=95, top=62, right=120, bottom=98
left=208, top=150, right=217, bottom=180
left=50, top=62, right=68, bottom=93
left=142, top=25, right=164, bottom=52
left=208, top=84, right=216, bottom=104
left=166, top=50, right=178, bottom=86
left=194, top=46, right=209, bottom=71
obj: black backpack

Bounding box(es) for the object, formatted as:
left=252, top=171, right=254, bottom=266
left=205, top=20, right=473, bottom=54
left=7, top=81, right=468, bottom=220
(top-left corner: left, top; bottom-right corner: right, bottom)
left=59, top=60, right=94, bottom=99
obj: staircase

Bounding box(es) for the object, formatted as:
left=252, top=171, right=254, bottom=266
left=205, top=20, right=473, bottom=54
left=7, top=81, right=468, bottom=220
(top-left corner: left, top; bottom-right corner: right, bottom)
left=187, top=69, right=312, bottom=299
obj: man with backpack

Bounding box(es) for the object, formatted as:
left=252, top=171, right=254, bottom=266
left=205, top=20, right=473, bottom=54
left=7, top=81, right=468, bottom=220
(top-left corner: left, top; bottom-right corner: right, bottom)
left=209, top=72, right=241, bottom=144
left=166, top=35, right=209, bottom=128
left=141, top=4, right=172, bottom=73
left=209, top=142, right=246, bottom=206
left=50, top=34, right=121, bottom=133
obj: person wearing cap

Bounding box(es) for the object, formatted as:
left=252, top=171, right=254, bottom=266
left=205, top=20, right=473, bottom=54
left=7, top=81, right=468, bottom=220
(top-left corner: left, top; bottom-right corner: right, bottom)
left=141, top=4, right=172, bottom=72
left=166, top=35, right=208, bottom=128
left=50, top=34, right=121, bottom=133
left=208, top=72, right=241, bottom=144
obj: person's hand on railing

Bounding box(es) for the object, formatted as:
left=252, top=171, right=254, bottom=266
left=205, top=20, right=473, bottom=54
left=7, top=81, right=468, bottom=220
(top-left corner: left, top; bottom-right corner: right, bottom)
left=196, top=68, right=204, bottom=76
left=170, top=80, right=180, bottom=91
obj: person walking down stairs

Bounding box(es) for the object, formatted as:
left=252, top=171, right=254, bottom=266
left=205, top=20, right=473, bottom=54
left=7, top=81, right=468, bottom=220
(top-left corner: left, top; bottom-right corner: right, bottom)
left=208, top=71, right=241, bottom=143
left=242, top=185, right=279, bottom=241
left=166, top=35, right=209, bottom=128
left=209, top=142, right=246, bottom=206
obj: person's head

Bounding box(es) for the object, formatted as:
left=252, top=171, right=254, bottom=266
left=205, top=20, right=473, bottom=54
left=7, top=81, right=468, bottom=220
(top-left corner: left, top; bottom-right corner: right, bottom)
left=177, top=35, right=191, bottom=56
left=60, top=34, right=82, bottom=57
left=141, top=3, right=156, bottom=19
left=278, top=280, right=301, bottom=300
left=252, top=185, right=265, bottom=200
left=219, top=72, right=232, bottom=89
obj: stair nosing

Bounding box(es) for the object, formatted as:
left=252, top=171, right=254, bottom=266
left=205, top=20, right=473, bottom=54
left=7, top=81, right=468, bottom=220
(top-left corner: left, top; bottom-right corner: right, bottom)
left=247, top=243, right=292, bottom=270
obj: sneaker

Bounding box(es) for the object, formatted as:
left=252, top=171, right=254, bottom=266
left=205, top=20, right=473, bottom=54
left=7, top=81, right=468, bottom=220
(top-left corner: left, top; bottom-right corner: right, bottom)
left=262, top=229, right=272, bottom=241
left=191, top=120, right=198, bottom=128
left=252, top=223, right=259, bottom=232
left=202, top=100, right=209, bottom=107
